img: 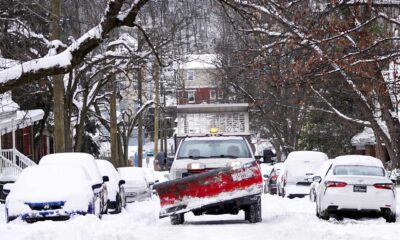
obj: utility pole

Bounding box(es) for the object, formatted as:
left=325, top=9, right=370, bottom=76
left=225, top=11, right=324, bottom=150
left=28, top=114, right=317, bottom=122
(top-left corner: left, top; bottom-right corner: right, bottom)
left=153, top=60, right=160, bottom=171
left=51, top=0, right=65, bottom=153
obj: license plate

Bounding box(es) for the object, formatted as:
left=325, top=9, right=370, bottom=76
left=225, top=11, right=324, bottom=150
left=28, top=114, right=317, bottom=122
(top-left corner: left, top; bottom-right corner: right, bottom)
left=353, top=185, right=367, bottom=192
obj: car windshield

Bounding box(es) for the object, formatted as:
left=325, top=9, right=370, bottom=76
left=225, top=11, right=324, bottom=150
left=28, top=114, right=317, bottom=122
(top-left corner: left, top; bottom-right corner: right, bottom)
left=333, top=165, right=385, bottom=177
left=177, top=139, right=251, bottom=159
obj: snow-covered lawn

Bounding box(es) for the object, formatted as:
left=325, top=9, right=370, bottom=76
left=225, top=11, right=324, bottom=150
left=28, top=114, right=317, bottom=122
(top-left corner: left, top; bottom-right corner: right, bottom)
left=1, top=190, right=399, bottom=240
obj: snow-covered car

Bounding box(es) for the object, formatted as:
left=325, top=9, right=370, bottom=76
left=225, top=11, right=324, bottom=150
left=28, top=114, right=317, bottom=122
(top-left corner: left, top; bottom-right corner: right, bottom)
left=39, top=153, right=108, bottom=216
left=5, top=165, right=96, bottom=223
left=309, top=159, right=334, bottom=202
left=96, top=160, right=126, bottom=213
left=117, top=167, right=151, bottom=203
left=315, top=155, right=396, bottom=222
left=265, top=162, right=284, bottom=194
left=279, top=151, right=328, bottom=198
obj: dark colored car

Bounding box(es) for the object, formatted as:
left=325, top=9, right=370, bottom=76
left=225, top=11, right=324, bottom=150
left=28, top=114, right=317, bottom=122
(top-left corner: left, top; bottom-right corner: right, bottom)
left=265, top=163, right=283, bottom=194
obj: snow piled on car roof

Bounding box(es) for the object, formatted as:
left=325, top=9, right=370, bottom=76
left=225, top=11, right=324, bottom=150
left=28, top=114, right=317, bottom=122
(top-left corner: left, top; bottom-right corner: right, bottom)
left=333, top=155, right=384, bottom=167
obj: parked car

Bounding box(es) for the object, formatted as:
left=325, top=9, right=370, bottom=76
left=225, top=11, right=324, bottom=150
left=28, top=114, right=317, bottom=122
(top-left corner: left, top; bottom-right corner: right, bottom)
left=265, top=162, right=284, bottom=194
left=96, top=160, right=126, bottom=214
left=260, top=163, right=274, bottom=194
left=118, top=167, right=152, bottom=203
left=5, top=165, right=96, bottom=223
left=279, top=151, right=328, bottom=198
left=309, top=159, right=334, bottom=202
left=315, top=155, right=396, bottom=222
left=39, top=153, right=109, bottom=216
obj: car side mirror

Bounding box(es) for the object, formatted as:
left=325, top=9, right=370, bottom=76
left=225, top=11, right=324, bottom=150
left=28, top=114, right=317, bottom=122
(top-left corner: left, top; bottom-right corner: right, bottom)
left=255, top=155, right=262, bottom=163
left=92, top=183, right=102, bottom=190
left=263, top=174, right=269, bottom=179
left=119, top=180, right=125, bottom=186
left=155, top=180, right=159, bottom=183
left=102, top=176, right=109, bottom=182
left=313, top=176, right=322, bottom=183
left=2, top=183, right=14, bottom=195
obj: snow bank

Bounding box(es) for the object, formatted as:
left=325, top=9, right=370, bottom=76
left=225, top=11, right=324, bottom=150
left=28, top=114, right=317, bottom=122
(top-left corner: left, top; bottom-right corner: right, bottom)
left=2, top=188, right=400, bottom=240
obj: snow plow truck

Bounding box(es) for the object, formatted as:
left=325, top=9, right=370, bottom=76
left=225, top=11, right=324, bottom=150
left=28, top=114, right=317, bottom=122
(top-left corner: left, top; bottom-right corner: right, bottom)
left=153, top=103, right=263, bottom=224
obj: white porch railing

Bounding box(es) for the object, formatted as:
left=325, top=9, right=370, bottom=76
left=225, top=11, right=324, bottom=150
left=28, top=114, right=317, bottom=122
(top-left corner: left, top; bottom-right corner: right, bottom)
left=0, top=155, right=22, bottom=181
left=0, top=149, right=37, bottom=181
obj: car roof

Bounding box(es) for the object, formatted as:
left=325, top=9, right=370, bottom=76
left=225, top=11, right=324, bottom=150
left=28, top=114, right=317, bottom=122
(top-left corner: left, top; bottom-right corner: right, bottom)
left=286, top=151, right=328, bottom=162
left=333, top=155, right=384, bottom=167
left=39, top=153, right=102, bottom=183
left=96, top=159, right=119, bottom=179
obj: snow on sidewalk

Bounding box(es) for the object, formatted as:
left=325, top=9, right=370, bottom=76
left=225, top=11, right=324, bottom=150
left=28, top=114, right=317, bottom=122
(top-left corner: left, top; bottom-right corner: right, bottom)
left=0, top=190, right=399, bottom=240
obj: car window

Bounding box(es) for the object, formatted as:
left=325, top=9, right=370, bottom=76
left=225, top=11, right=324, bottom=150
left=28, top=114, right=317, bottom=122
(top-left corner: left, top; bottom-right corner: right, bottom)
left=177, top=139, right=251, bottom=159
left=333, top=165, right=385, bottom=177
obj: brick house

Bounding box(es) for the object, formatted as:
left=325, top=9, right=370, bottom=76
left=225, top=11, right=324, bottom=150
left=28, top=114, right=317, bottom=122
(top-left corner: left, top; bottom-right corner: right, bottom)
left=176, top=54, right=224, bottom=105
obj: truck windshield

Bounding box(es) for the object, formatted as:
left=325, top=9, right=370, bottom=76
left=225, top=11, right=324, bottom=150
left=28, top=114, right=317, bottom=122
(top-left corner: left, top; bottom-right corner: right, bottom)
left=177, top=139, right=252, bottom=159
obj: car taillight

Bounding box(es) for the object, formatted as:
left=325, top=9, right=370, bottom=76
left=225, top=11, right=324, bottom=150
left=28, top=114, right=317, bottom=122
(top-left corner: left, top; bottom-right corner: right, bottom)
left=373, top=183, right=394, bottom=190
left=325, top=181, right=347, bottom=188
left=271, top=175, right=278, bottom=181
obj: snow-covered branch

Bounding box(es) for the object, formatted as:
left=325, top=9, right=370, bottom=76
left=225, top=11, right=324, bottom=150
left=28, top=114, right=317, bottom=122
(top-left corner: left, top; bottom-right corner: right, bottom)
left=0, top=0, right=149, bottom=93
left=311, top=86, right=371, bottom=126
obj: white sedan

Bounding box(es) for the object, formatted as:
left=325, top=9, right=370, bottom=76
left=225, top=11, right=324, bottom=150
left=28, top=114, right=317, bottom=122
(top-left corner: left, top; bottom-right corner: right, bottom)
left=315, top=155, right=396, bottom=222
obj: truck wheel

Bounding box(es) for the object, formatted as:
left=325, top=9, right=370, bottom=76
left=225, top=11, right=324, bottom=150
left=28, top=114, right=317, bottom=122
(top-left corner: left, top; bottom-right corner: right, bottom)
left=384, top=212, right=396, bottom=223
left=245, top=198, right=262, bottom=223
left=170, top=213, right=185, bottom=225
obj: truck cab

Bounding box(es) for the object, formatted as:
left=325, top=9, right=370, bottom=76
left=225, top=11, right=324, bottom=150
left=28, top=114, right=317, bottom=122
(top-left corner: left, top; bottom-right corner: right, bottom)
left=156, top=103, right=262, bottom=224
left=170, top=135, right=255, bottom=180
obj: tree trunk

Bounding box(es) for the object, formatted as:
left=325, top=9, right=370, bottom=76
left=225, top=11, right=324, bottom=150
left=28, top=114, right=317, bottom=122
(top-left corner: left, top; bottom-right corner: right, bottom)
left=137, top=63, right=144, bottom=167
left=51, top=0, right=66, bottom=153
left=110, top=81, right=119, bottom=167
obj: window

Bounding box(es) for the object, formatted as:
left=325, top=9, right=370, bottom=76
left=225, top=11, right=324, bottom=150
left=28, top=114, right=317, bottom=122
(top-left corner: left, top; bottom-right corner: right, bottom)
left=333, top=165, right=385, bottom=177
left=187, top=70, right=194, bottom=81
left=210, top=89, right=216, bottom=101
left=218, top=90, right=224, bottom=100
left=177, top=139, right=252, bottom=159
left=187, top=91, right=196, bottom=103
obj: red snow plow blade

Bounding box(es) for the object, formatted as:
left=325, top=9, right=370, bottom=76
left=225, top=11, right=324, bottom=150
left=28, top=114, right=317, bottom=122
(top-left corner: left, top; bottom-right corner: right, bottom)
left=153, top=161, right=263, bottom=218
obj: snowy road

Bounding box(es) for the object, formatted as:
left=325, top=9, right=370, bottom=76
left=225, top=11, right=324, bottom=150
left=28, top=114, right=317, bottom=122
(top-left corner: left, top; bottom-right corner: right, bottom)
left=1, top=190, right=399, bottom=240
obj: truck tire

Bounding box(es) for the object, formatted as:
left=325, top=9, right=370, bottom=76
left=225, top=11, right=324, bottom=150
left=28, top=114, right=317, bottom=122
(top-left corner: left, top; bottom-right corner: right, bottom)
left=170, top=213, right=185, bottom=225
left=384, top=212, right=396, bottom=223
left=245, top=197, right=262, bottom=223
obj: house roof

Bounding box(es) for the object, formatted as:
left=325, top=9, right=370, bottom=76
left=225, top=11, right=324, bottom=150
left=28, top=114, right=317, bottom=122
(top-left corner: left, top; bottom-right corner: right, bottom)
left=1, top=92, right=44, bottom=133
left=0, top=109, right=44, bottom=133
left=351, top=127, right=376, bottom=146
left=179, top=54, right=219, bottom=70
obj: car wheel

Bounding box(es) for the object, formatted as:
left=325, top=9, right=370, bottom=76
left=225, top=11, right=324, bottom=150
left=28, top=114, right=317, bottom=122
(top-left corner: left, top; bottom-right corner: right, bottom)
left=245, top=197, right=262, bottom=223
left=170, top=213, right=185, bottom=225
left=316, top=202, right=329, bottom=220
left=384, top=212, right=396, bottom=223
